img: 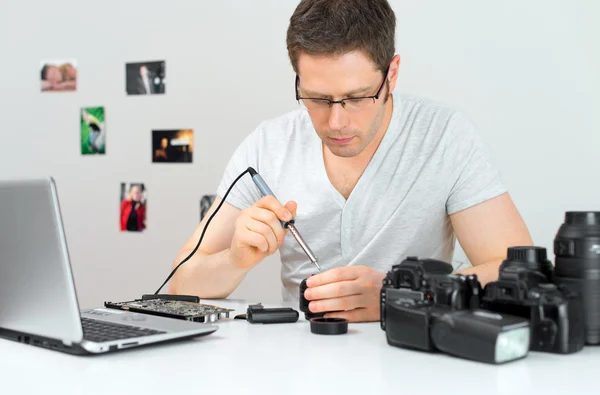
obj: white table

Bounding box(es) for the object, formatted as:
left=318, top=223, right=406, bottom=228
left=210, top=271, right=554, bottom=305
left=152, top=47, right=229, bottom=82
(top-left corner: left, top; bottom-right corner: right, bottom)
left=0, top=298, right=597, bottom=395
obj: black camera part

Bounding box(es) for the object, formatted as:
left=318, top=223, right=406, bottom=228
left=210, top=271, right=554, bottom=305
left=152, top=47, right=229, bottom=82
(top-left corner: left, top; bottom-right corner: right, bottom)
left=380, top=256, right=469, bottom=331
left=235, top=303, right=299, bottom=324
left=482, top=246, right=585, bottom=354
left=384, top=298, right=530, bottom=364
left=299, top=277, right=326, bottom=320
left=384, top=256, right=454, bottom=290
left=553, top=211, right=600, bottom=345
left=380, top=259, right=531, bottom=364
left=499, top=246, right=554, bottom=282
left=310, top=317, right=348, bottom=335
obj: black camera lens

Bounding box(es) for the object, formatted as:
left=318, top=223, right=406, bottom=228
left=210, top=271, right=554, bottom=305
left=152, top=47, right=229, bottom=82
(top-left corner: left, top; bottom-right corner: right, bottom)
left=554, top=211, right=600, bottom=345
left=299, top=277, right=325, bottom=320
left=501, top=246, right=554, bottom=282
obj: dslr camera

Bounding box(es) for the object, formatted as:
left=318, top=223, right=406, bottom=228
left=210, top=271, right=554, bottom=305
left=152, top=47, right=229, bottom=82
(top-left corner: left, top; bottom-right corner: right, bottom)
left=381, top=256, right=531, bottom=364
left=482, top=246, right=585, bottom=354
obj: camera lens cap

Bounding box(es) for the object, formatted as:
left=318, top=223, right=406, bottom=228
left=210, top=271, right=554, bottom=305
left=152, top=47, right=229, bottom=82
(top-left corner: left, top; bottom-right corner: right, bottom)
left=309, top=317, right=348, bottom=335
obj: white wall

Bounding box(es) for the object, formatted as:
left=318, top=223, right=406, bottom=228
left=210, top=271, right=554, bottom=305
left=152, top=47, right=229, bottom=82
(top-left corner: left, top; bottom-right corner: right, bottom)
left=0, top=0, right=598, bottom=309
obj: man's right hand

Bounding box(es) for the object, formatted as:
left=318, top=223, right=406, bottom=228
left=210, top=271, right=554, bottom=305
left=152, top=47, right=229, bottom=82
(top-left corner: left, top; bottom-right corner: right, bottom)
left=230, top=196, right=297, bottom=270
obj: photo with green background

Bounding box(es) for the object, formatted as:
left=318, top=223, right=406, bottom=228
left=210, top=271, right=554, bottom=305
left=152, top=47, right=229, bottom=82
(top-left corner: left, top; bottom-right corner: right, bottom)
left=80, top=106, right=105, bottom=154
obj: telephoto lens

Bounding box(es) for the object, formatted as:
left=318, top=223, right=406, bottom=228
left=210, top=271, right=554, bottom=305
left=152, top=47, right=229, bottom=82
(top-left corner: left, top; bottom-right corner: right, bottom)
left=554, top=211, right=600, bottom=345
left=299, top=277, right=325, bottom=320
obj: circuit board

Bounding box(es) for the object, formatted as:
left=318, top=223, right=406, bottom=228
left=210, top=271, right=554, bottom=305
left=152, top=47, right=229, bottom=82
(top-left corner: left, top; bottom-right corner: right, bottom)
left=104, top=299, right=234, bottom=323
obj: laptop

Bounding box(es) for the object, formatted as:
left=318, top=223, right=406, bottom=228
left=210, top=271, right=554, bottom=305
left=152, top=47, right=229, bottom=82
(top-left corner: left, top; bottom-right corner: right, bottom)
left=0, top=177, right=217, bottom=355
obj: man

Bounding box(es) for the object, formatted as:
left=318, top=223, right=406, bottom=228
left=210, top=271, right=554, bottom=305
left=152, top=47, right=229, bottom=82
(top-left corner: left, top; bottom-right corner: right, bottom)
left=154, top=137, right=170, bottom=161
left=168, top=0, right=533, bottom=322
left=128, top=65, right=154, bottom=95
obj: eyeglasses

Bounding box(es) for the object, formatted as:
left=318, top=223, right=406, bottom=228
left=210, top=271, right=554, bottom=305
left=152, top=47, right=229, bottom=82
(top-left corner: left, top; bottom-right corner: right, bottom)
left=295, top=66, right=389, bottom=113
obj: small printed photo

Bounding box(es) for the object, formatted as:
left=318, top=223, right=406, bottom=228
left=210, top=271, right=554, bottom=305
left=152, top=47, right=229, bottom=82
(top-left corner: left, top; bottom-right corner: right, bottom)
left=152, top=129, right=193, bottom=163
left=120, top=183, right=147, bottom=232
left=80, top=107, right=106, bottom=155
left=41, top=60, right=77, bottom=92
left=200, top=194, right=216, bottom=221
left=126, top=60, right=166, bottom=95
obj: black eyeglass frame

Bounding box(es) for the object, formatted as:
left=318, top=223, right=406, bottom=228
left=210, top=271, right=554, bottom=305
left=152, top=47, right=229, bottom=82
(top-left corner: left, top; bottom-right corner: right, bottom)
left=295, top=65, right=390, bottom=109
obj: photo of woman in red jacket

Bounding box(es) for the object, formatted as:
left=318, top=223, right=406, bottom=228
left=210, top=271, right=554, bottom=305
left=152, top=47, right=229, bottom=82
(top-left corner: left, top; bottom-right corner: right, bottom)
left=120, top=183, right=146, bottom=232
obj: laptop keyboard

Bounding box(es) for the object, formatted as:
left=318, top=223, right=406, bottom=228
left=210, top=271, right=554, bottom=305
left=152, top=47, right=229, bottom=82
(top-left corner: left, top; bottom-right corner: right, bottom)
left=81, top=317, right=166, bottom=343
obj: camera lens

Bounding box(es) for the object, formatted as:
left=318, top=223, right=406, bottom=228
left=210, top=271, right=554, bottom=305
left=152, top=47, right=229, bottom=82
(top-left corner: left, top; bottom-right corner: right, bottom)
left=299, top=277, right=325, bottom=320
left=554, top=211, right=600, bottom=345
left=501, top=246, right=554, bottom=282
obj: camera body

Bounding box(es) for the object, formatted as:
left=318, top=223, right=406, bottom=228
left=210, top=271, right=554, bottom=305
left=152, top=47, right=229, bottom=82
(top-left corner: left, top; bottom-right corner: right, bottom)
left=482, top=247, right=585, bottom=354
left=381, top=256, right=480, bottom=333
left=380, top=256, right=455, bottom=330
left=380, top=256, right=530, bottom=364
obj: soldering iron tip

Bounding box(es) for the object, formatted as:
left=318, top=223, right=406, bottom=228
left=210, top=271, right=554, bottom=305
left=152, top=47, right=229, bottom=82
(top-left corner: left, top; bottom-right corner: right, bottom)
left=313, top=261, right=322, bottom=272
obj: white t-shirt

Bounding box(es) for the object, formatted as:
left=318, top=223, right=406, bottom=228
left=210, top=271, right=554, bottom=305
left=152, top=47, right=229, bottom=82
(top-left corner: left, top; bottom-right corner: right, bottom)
left=216, top=92, right=507, bottom=301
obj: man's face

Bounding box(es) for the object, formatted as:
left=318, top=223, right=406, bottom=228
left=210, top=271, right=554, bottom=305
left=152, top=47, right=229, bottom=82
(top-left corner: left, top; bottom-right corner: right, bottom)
left=140, top=66, right=148, bottom=77
left=296, top=51, right=390, bottom=158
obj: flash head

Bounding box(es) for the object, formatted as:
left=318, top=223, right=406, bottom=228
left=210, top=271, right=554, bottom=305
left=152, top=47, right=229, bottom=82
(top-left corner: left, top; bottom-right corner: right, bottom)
left=384, top=300, right=530, bottom=364
left=432, top=309, right=530, bottom=364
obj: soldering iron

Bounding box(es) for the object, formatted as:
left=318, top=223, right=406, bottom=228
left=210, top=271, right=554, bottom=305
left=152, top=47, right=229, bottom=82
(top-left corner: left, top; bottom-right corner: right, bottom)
left=248, top=167, right=321, bottom=272
left=154, top=166, right=320, bottom=295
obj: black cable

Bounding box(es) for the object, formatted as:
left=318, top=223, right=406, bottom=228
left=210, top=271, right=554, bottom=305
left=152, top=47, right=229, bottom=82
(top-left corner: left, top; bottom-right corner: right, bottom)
left=153, top=167, right=254, bottom=295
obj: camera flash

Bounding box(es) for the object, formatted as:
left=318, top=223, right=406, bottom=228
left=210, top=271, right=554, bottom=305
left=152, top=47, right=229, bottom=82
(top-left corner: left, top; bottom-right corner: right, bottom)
left=431, top=309, right=530, bottom=364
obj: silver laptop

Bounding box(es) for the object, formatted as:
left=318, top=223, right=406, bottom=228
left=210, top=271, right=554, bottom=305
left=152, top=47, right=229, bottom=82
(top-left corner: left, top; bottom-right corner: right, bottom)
left=0, top=177, right=217, bottom=355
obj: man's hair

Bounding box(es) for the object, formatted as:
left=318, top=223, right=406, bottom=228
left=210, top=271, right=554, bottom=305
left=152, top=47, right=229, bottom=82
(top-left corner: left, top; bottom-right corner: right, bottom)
left=286, top=0, right=396, bottom=75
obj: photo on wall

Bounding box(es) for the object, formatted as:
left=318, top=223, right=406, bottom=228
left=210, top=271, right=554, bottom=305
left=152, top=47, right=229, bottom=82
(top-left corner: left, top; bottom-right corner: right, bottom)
left=126, top=60, right=166, bottom=95
left=152, top=129, right=193, bottom=163
left=200, top=194, right=216, bottom=222
left=41, top=59, right=77, bottom=92
left=80, top=106, right=106, bottom=155
left=120, top=182, right=147, bottom=232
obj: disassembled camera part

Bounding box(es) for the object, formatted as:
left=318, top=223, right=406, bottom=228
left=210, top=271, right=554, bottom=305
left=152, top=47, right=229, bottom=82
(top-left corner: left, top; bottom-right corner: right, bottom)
left=310, top=317, right=348, bottom=335
left=235, top=303, right=299, bottom=324
left=104, top=299, right=234, bottom=323
left=299, top=277, right=326, bottom=320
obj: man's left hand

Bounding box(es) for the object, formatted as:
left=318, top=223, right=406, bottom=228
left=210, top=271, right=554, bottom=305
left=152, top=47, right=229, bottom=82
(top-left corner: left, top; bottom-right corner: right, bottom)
left=303, top=266, right=385, bottom=323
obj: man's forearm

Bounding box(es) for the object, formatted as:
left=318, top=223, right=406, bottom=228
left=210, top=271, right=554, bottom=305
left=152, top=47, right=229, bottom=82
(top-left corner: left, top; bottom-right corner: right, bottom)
left=167, top=248, right=249, bottom=299
left=456, top=258, right=503, bottom=287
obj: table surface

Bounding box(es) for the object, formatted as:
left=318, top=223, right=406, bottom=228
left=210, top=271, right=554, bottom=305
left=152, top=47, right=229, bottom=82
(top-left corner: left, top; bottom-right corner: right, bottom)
left=0, top=298, right=597, bottom=395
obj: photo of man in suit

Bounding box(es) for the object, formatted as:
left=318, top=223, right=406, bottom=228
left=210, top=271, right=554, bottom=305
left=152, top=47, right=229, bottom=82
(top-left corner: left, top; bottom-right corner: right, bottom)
left=126, top=61, right=166, bottom=95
